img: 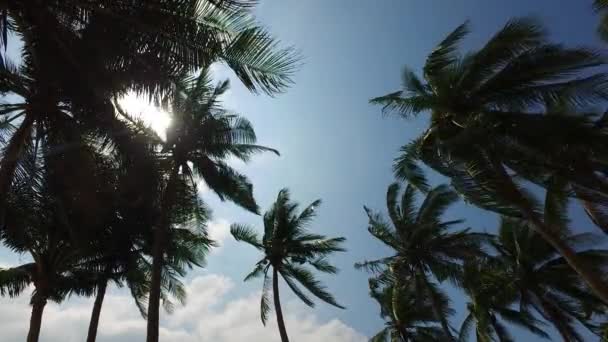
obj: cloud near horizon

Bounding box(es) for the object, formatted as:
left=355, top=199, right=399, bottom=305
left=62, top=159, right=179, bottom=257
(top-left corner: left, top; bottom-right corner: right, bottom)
left=1, top=274, right=366, bottom=342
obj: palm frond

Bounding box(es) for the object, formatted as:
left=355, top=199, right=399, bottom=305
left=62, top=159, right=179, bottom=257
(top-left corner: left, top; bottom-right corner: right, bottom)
left=458, top=313, right=475, bottom=342
left=416, top=184, right=459, bottom=225
left=393, top=139, right=430, bottom=191
left=222, top=26, right=301, bottom=95
left=230, top=223, right=262, bottom=249
left=0, top=264, right=34, bottom=297
left=283, top=263, right=345, bottom=309
left=260, top=270, right=271, bottom=325
left=424, top=21, right=470, bottom=80
left=193, top=158, right=259, bottom=213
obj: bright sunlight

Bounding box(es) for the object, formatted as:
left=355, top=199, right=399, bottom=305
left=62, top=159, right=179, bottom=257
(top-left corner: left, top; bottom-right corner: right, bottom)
left=118, top=92, right=171, bottom=139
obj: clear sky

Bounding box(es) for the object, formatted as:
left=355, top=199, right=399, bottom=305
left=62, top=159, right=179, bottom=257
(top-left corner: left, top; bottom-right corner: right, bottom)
left=0, top=1, right=605, bottom=341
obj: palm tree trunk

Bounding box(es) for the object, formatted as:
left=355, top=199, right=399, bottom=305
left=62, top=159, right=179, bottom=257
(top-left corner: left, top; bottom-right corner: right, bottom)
left=491, top=160, right=608, bottom=303
left=146, top=166, right=179, bottom=342
left=272, top=268, right=290, bottom=342
left=533, top=219, right=608, bottom=303
left=26, top=294, right=47, bottom=342
left=419, top=272, right=454, bottom=341
left=86, top=278, right=108, bottom=342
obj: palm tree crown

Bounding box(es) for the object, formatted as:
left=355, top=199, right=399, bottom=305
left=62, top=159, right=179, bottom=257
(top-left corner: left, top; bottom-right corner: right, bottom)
left=371, top=16, right=608, bottom=303
left=356, top=182, right=488, bottom=340
left=231, top=188, right=345, bottom=341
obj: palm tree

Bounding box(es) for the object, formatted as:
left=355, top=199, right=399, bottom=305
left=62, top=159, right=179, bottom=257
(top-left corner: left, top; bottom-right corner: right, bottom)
left=231, top=188, right=346, bottom=342
left=492, top=218, right=607, bottom=341
left=143, top=67, right=278, bottom=342
left=356, top=183, right=488, bottom=340
left=84, top=206, right=212, bottom=342
left=0, top=0, right=299, bottom=220
left=371, top=17, right=608, bottom=302
left=369, top=277, right=445, bottom=342
left=458, top=260, right=550, bottom=342
left=0, top=142, right=98, bottom=342
left=489, top=181, right=608, bottom=341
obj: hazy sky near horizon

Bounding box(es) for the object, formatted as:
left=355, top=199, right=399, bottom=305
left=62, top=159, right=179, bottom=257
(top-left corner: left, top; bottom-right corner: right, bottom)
left=0, top=1, right=605, bottom=341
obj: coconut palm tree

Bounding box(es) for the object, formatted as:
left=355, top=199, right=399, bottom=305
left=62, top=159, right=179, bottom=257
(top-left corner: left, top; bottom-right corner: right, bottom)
left=371, top=17, right=608, bottom=302
left=488, top=180, right=608, bottom=341
left=0, top=141, right=98, bottom=342
left=84, top=206, right=212, bottom=342
left=356, top=183, right=488, bottom=340
left=369, top=277, right=445, bottom=342
left=492, top=218, right=607, bottom=341
left=458, top=260, right=550, bottom=342
left=231, top=188, right=346, bottom=342
left=0, top=0, right=299, bottom=222
left=142, top=67, right=277, bottom=342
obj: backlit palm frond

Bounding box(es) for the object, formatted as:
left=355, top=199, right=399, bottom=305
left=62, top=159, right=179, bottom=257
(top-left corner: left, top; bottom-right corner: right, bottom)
left=222, top=26, right=301, bottom=95
left=0, top=264, right=34, bottom=297
left=424, top=21, right=470, bottom=81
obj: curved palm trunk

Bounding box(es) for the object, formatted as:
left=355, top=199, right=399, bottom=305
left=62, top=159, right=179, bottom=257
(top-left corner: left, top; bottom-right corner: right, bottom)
left=272, top=268, right=290, bottom=342
left=26, top=294, right=47, bottom=342
left=146, top=166, right=179, bottom=342
left=419, top=272, right=454, bottom=341
left=527, top=211, right=608, bottom=304
left=492, top=160, right=608, bottom=303
left=86, top=278, right=108, bottom=342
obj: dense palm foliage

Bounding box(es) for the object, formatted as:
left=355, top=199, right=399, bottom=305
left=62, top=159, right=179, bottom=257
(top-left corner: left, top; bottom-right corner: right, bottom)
left=0, top=1, right=299, bottom=341
left=369, top=277, right=445, bottom=342
left=487, top=218, right=607, bottom=341
left=0, top=138, right=99, bottom=342
left=356, top=183, right=488, bottom=340
left=1, top=1, right=608, bottom=341
left=0, top=0, right=299, bottom=223
left=231, top=188, right=346, bottom=342
left=143, top=66, right=275, bottom=341
left=458, top=259, right=550, bottom=341
left=372, top=17, right=608, bottom=302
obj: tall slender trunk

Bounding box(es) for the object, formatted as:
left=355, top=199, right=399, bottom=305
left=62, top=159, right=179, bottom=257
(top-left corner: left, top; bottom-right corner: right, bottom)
left=272, top=268, right=290, bottom=342
left=86, top=278, right=108, bottom=342
left=491, top=159, right=608, bottom=303
left=146, top=166, right=179, bottom=342
left=26, top=294, right=47, bottom=342
left=419, top=272, right=453, bottom=341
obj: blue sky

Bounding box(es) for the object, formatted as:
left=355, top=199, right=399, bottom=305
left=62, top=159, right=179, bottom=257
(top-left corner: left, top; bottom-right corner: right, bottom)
left=203, top=0, right=604, bottom=340
left=0, top=1, right=605, bottom=341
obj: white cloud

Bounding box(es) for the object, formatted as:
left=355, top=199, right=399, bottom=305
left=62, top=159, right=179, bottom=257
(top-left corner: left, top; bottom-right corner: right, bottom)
left=0, top=274, right=366, bottom=342
left=207, top=219, right=232, bottom=253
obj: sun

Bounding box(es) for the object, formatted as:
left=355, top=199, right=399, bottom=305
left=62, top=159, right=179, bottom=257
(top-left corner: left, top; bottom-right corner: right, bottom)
left=118, top=92, right=172, bottom=139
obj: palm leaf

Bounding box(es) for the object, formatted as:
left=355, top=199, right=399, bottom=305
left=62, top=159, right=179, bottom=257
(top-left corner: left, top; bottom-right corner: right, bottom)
left=260, top=270, right=271, bottom=325
left=283, top=263, right=345, bottom=309
left=230, top=223, right=262, bottom=249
